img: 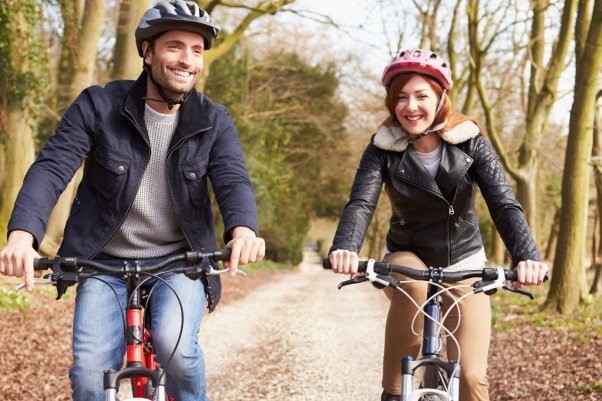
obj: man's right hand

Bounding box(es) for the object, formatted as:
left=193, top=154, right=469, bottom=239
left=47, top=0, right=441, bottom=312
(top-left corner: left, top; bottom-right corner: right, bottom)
left=0, top=230, right=40, bottom=291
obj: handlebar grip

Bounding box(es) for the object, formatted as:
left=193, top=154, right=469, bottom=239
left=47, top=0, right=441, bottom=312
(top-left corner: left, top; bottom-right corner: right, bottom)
left=505, top=269, right=517, bottom=282
left=505, top=269, right=549, bottom=282
left=322, top=258, right=368, bottom=272
left=218, top=248, right=232, bottom=261
left=33, top=258, right=53, bottom=271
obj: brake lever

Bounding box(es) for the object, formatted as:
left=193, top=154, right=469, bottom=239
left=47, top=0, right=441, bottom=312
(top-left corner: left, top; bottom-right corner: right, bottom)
left=473, top=266, right=535, bottom=300
left=15, top=274, right=53, bottom=292
left=337, top=276, right=369, bottom=289
left=502, top=284, right=534, bottom=300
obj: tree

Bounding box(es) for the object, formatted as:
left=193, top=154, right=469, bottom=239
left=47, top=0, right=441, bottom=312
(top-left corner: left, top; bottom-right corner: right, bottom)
left=205, top=48, right=350, bottom=263
left=468, top=0, right=577, bottom=242
left=112, top=0, right=148, bottom=80
left=38, top=0, right=106, bottom=256
left=197, top=0, right=296, bottom=90
left=0, top=1, right=47, bottom=243
left=546, top=0, right=602, bottom=313
left=591, top=89, right=602, bottom=295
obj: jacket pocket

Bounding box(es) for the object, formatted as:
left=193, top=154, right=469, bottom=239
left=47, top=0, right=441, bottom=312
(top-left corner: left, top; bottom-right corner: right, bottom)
left=89, top=145, right=130, bottom=198
left=181, top=162, right=208, bottom=207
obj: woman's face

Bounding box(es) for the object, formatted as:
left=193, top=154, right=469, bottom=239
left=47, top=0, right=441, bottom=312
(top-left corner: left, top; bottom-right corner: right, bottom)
left=394, top=75, right=439, bottom=136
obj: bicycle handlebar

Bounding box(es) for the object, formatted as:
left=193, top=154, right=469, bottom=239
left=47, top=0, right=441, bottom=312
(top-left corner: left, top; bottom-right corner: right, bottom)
left=19, top=249, right=236, bottom=298
left=323, top=258, right=547, bottom=299
left=33, top=248, right=233, bottom=274
left=323, top=258, right=517, bottom=281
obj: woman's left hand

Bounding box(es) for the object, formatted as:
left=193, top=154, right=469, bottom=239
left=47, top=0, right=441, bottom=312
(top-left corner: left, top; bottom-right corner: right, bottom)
left=513, top=260, right=548, bottom=288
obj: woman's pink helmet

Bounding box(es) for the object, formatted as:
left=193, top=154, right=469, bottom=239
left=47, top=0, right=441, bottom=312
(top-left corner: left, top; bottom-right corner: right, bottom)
left=381, top=49, right=453, bottom=92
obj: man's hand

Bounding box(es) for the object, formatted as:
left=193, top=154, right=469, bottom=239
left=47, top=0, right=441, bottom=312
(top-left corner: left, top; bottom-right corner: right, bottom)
left=0, top=230, right=40, bottom=291
left=224, top=226, right=265, bottom=276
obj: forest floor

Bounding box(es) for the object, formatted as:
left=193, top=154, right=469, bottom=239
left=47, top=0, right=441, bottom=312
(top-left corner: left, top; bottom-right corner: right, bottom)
left=0, top=248, right=601, bottom=401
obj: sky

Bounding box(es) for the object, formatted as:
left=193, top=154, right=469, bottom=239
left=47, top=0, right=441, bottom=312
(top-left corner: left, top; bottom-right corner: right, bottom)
left=260, top=0, right=575, bottom=127
left=281, top=0, right=405, bottom=78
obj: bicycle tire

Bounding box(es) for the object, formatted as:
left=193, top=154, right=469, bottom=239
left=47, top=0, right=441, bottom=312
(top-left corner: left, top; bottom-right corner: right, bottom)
left=418, top=365, right=450, bottom=401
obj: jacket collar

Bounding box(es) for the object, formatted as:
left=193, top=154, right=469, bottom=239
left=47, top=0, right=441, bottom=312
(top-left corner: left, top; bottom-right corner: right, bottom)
left=374, top=120, right=480, bottom=152
left=123, top=72, right=213, bottom=146
left=391, top=121, right=479, bottom=198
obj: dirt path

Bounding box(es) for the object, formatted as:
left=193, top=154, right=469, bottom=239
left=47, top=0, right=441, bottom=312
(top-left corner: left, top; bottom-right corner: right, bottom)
left=201, top=247, right=389, bottom=401
left=1, top=248, right=599, bottom=400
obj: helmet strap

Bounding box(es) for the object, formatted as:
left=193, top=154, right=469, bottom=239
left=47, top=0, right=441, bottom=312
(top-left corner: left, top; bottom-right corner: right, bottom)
left=142, top=64, right=191, bottom=110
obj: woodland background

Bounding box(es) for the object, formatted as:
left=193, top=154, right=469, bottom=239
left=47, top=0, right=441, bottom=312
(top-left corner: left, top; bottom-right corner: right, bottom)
left=0, top=0, right=601, bottom=318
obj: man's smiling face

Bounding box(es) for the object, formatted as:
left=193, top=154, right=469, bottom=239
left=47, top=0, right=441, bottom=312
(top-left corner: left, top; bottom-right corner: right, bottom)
left=143, top=30, right=205, bottom=101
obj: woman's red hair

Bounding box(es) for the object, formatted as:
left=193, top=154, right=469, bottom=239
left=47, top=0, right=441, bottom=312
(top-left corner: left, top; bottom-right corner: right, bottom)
left=385, top=73, right=485, bottom=135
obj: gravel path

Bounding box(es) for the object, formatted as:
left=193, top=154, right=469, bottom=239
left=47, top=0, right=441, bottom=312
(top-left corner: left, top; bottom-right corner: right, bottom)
left=201, top=248, right=389, bottom=401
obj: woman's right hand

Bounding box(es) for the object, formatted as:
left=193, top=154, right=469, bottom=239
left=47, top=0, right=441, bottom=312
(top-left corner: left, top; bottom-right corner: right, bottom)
left=328, top=249, right=359, bottom=275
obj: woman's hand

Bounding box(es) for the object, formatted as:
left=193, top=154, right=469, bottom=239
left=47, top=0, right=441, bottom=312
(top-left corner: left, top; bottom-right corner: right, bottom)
left=513, top=260, right=548, bottom=288
left=328, top=249, right=359, bottom=275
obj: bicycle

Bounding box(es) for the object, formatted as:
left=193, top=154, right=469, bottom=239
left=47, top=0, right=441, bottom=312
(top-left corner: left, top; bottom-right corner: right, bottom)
left=18, top=248, right=240, bottom=401
left=323, top=258, right=546, bottom=401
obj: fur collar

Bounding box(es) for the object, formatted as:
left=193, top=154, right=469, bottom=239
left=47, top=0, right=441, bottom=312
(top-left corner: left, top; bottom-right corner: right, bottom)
left=373, top=120, right=481, bottom=152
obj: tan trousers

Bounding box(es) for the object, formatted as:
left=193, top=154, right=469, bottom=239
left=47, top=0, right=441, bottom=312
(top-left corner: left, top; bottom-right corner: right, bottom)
left=381, top=252, right=491, bottom=401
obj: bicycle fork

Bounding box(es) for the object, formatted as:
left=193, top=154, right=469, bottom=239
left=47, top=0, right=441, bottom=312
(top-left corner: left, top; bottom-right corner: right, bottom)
left=103, top=286, right=169, bottom=401
left=400, top=289, right=461, bottom=401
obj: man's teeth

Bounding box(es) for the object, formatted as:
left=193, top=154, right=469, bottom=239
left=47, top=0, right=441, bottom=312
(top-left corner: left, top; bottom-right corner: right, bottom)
left=173, top=70, right=191, bottom=77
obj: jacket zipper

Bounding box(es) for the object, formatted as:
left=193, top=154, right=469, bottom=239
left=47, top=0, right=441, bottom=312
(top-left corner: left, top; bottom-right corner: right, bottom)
left=165, top=127, right=212, bottom=249
left=89, top=111, right=151, bottom=258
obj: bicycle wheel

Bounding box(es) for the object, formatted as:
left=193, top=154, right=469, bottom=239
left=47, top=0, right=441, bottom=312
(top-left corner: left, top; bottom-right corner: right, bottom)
left=418, top=365, right=450, bottom=401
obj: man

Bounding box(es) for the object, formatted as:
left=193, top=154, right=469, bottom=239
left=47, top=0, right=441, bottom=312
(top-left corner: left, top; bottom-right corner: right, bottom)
left=0, top=1, right=265, bottom=400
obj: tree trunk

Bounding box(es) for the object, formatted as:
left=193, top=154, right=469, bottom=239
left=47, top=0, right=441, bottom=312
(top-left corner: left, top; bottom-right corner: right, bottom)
left=544, top=208, right=560, bottom=261
left=468, top=0, right=577, bottom=242
left=112, top=0, right=148, bottom=80
left=545, top=0, right=602, bottom=313
left=0, top=1, right=45, bottom=243
left=39, top=0, right=106, bottom=255
left=0, top=113, right=36, bottom=242
left=589, top=88, right=602, bottom=294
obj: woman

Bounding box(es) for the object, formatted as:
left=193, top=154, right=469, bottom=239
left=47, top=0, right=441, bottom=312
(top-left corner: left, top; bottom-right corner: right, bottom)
left=327, top=49, right=548, bottom=401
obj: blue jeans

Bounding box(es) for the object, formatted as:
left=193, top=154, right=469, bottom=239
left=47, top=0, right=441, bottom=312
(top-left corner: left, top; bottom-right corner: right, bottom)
left=69, top=256, right=209, bottom=401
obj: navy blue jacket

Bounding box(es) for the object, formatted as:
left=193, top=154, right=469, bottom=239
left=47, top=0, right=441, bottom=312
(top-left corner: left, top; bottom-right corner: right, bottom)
left=8, top=72, right=259, bottom=310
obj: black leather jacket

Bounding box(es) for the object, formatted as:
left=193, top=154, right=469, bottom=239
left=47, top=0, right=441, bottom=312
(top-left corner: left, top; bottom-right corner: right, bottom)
left=331, top=128, right=539, bottom=268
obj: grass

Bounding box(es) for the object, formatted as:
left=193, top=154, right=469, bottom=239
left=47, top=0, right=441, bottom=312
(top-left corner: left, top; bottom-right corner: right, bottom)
left=491, top=282, right=602, bottom=342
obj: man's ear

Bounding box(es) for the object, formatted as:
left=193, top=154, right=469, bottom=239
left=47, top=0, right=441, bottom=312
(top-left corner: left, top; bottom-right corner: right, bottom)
left=141, top=41, right=152, bottom=66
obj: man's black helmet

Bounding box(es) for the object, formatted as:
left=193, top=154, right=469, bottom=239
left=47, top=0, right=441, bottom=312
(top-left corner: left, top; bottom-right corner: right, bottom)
left=135, top=0, right=219, bottom=56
